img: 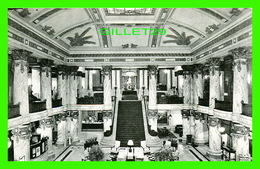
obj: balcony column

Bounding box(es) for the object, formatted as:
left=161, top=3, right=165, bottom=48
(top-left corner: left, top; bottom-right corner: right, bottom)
left=89, top=70, right=93, bottom=92
left=166, top=69, right=171, bottom=92
left=102, top=66, right=112, bottom=110
left=231, top=124, right=250, bottom=161
left=207, top=116, right=222, bottom=159
left=229, top=47, right=251, bottom=122
left=148, top=110, right=158, bottom=132
left=116, top=70, right=121, bottom=97
left=194, top=112, right=206, bottom=145
left=207, top=58, right=221, bottom=110
left=85, top=70, right=89, bottom=95
left=181, top=110, right=191, bottom=142
left=11, top=49, right=32, bottom=116
left=56, top=113, right=68, bottom=146
left=144, top=70, right=148, bottom=95
left=77, top=72, right=84, bottom=98
left=103, top=110, right=113, bottom=133
left=67, top=66, right=78, bottom=105
left=193, top=64, right=204, bottom=104
left=175, top=71, right=184, bottom=97
left=40, top=117, right=55, bottom=160
left=70, top=111, right=79, bottom=142
left=57, top=65, right=67, bottom=105
left=148, top=65, right=158, bottom=110
left=39, top=59, right=53, bottom=110
left=139, top=69, right=144, bottom=98
left=11, top=125, right=31, bottom=161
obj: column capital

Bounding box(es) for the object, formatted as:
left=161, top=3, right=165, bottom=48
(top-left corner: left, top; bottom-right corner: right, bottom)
left=181, top=109, right=190, bottom=119
left=231, top=124, right=249, bottom=135
left=206, top=58, right=221, bottom=76
left=11, top=125, right=32, bottom=141
left=101, top=65, right=112, bottom=77
left=148, top=65, right=158, bottom=77
left=102, top=110, right=112, bottom=118
left=208, top=116, right=219, bottom=127
left=194, top=111, right=204, bottom=120
left=148, top=110, right=158, bottom=118
left=40, top=117, right=53, bottom=128
left=229, top=46, right=252, bottom=60
left=10, top=49, right=32, bottom=61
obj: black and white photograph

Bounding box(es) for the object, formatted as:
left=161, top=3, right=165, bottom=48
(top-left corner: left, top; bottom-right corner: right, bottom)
left=8, top=8, right=252, bottom=161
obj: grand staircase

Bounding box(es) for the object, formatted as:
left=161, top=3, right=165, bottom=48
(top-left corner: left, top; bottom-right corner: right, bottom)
left=116, top=100, right=145, bottom=147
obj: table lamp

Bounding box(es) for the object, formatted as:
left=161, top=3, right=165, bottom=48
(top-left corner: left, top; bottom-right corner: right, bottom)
left=127, top=140, right=134, bottom=152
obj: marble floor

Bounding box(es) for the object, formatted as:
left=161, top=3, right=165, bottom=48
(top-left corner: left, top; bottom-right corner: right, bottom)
left=32, top=130, right=218, bottom=161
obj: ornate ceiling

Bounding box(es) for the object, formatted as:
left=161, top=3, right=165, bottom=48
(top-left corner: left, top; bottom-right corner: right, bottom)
left=8, top=8, right=251, bottom=53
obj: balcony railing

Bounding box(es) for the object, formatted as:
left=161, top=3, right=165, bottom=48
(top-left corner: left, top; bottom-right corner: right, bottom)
left=52, top=98, right=62, bottom=108
left=198, top=97, right=209, bottom=106
left=29, top=100, right=46, bottom=113
left=8, top=104, right=20, bottom=119
left=215, top=99, right=233, bottom=112
left=242, top=101, right=252, bottom=117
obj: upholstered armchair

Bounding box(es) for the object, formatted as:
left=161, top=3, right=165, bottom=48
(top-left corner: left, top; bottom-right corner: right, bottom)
left=110, top=140, right=121, bottom=154
left=141, top=141, right=151, bottom=155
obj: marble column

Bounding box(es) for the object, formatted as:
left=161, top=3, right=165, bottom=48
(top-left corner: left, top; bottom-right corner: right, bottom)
left=116, top=70, right=121, bottom=98
left=148, top=65, right=158, bottom=110
left=57, top=65, right=67, bottom=105
left=66, top=66, right=78, bottom=105
left=171, top=70, right=177, bottom=87
left=12, top=125, right=31, bottom=161
left=229, top=47, right=251, bottom=121
left=166, top=70, right=171, bottom=91
left=11, top=49, right=32, bottom=116
left=193, top=64, right=204, bottom=104
left=207, top=116, right=222, bottom=159
left=102, top=66, right=112, bottom=110
left=56, top=114, right=67, bottom=146
left=144, top=70, right=148, bottom=92
left=103, top=110, right=113, bottom=133
left=85, top=70, right=89, bottom=94
left=112, top=70, right=116, bottom=89
left=77, top=73, right=83, bottom=98
left=181, top=110, right=191, bottom=142
left=70, top=112, right=79, bottom=142
left=40, top=117, right=55, bottom=160
left=190, top=110, right=195, bottom=136
left=139, top=69, right=144, bottom=97
left=40, top=59, right=53, bottom=109
left=231, top=124, right=250, bottom=161
left=183, top=75, right=192, bottom=104
left=177, top=74, right=184, bottom=97
left=208, top=58, right=221, bottom=109
left=148, top=110, right=158, bottom=132
left=194, top=112, right=206, bottom=145
left=89, top=70, right=93, bottom=92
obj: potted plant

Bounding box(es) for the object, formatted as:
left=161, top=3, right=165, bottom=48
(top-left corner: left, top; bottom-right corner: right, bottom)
left=154, top=147, right=175, bottom=161
left=84, top=137, right=98, bottom=150
left=88, top=145, right=104, bottom=161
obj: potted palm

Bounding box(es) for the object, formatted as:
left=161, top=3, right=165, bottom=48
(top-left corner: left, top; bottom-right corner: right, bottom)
left=88, top=145, right=104, bottom=161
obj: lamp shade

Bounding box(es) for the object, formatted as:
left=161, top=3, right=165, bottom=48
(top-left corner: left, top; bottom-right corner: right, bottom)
left=127, top=140, right=134, bottom=146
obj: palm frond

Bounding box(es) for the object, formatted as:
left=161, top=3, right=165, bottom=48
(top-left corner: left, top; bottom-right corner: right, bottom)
left=169, top=27, right=182, bottom=37
left=166, top=34, right=179, bottom=39
left=79, top=27, right=92, bottom=39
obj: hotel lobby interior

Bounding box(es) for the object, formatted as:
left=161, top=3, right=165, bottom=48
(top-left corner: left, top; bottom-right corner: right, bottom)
left=8, top=8, right=252, bottom=161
